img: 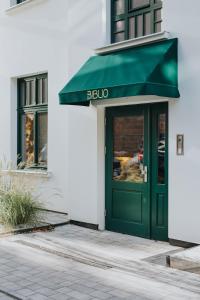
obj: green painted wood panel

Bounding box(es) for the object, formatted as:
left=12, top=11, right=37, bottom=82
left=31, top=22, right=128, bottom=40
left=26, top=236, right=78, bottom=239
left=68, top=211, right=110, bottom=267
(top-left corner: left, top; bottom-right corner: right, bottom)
left=151, top=103, right=168, bottom=241
left=105, top=105, right=150, bottom=238
left=112, top=189, right=143, bottom=223
left=105, top=103, right=168, bottom=241
left=156, top=193, right=165, bottom=226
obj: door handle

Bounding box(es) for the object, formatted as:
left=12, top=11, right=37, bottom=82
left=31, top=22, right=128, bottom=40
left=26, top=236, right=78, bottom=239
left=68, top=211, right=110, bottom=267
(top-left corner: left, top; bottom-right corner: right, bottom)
left=144, top=166, right=148, bottom=183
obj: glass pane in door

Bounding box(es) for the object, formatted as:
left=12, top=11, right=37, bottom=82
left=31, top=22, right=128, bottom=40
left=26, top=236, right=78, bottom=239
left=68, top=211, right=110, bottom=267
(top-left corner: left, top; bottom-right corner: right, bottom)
left=157, top=113, right=166, bottom=184
left=113, top=115, right=144, bottom=183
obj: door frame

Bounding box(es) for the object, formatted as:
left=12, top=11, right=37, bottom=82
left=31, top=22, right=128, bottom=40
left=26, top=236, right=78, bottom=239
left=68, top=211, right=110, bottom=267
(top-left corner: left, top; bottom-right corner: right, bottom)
left=105, top=104, right=151, bottom=238
left=150, top=102, right=168, bottom=241
left=95, top=98, right=169, bottom=232
left=104, top=102, right=168, bottom=240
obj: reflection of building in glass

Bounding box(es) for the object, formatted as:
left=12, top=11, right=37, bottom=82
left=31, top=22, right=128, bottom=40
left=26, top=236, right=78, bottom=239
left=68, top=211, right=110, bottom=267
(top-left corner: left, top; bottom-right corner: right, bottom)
left=25, top=114, right=34, bottom=165
left=113, top=116, right=144, bottom=183
left=39, top=144, right=47, bottom=164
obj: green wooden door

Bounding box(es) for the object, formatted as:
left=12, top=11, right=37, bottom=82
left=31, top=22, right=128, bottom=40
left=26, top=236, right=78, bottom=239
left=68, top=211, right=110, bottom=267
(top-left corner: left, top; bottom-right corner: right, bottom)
left=105, top=103, right=168, bottom=241
left=105, top=105, right=151, bottom=238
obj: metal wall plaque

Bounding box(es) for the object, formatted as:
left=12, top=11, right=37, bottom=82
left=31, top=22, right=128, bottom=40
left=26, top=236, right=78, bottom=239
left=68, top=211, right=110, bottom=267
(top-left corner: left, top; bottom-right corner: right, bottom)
left=177, top=134, right=184, bottom=155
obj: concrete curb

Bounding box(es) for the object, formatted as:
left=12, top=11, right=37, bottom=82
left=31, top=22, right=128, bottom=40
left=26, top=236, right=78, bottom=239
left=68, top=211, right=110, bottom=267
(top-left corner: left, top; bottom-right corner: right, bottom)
left=0, top=221, right=70, bottom=237
left=0, top=211, right=70, bottom=237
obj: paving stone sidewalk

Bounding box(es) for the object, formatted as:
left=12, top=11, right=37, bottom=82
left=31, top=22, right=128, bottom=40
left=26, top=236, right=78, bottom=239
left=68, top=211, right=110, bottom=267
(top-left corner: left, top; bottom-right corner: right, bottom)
left=0, top=225, right=200, bottom=300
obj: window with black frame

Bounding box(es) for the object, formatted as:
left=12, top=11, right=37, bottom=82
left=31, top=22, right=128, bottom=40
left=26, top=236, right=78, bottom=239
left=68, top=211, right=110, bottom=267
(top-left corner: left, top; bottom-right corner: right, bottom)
left=16, top=0, right=26, bottom=3
left=111, top=0, right=162, bottom=43
left=17, top=0, right=26, bottom=4
left=18, top=74, right=48, bottom=169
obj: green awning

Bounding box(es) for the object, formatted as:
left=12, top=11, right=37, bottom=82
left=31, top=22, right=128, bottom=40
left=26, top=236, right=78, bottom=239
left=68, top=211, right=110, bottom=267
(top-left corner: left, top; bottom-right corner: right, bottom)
left=59, top=38, right=180, bottom=106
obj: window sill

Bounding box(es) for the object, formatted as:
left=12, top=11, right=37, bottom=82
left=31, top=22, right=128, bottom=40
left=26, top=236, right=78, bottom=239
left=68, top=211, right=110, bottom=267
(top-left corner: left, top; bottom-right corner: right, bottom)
left=6, top=0, right=47, bottom=14
left=95, top=31, right=171, bottom=55
left=1, top=169, right=51, bottom=178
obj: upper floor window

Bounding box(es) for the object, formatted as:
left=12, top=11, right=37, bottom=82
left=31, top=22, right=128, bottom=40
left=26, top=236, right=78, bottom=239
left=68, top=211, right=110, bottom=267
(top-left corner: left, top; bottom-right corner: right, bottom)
left=16, top=0, right=26, bottom=3
left=111, top=0, right=162, bottom=43
left=18, top=74, right=48, bottom=169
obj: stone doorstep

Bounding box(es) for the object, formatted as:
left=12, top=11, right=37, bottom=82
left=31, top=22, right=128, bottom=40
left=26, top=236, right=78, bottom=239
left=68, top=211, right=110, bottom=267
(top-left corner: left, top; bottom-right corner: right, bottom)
left=13, top=232, right=181, bottom=274
left=0, top=211, right=69, bottom=236
left=169, top=245, right=200, bottom=274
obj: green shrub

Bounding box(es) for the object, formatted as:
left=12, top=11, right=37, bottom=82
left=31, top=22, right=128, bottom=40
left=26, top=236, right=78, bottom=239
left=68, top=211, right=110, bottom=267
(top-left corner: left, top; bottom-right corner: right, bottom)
left=0, top=188, right=43, bottom=227
left=0, top=158, right=44, bottom=227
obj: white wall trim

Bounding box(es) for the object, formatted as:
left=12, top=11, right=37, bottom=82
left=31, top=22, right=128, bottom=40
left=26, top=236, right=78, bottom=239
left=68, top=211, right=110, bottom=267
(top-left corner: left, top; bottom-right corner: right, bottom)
left=95, top=31, right=171, bottom=55
left=92, top=95, right=173, bottom=108
left=11, top=70, right=48, bottom=79
left=1, top=169, right=52, bottom=178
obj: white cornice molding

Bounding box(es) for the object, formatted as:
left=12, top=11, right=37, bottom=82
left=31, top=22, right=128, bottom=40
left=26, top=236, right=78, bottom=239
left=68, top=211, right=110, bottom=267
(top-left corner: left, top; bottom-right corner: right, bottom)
left=95, top=31, right=171, bottom=55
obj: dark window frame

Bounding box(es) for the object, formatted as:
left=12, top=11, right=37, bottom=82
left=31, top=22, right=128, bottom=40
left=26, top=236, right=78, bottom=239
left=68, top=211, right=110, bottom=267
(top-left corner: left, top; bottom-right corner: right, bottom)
left=111, top=0, right=162, bottom=43
left=16, top=0, right=26, bottom=4
left=17, top=73, right=48, bottom=170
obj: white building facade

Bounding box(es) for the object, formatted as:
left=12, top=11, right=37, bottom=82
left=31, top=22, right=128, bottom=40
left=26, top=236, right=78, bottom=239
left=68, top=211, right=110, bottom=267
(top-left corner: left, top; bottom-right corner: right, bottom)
left=0, top=0, right=199, bottom=245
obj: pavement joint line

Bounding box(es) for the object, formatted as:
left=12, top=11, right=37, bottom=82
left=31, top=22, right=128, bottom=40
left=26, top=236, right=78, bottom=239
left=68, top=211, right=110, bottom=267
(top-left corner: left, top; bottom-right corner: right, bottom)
left=15, top=240, right=114, bottom=270
left=14, top=239, right=200, bottom=296
left=0, top=289, right=23, bottom=300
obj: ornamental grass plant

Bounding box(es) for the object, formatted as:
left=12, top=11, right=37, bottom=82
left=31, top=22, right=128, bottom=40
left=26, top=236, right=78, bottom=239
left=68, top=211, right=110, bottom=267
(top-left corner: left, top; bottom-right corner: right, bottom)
left=0, top=159, right=44, bottom=227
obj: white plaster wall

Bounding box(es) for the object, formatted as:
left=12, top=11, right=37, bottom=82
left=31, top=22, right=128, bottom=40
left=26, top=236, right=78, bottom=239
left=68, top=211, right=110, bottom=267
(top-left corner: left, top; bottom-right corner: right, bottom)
left=163, top=0, right=200, bottom=243
left=1, top=0, right=200, bottom=243
left=0, top=0, right=107, bottom=223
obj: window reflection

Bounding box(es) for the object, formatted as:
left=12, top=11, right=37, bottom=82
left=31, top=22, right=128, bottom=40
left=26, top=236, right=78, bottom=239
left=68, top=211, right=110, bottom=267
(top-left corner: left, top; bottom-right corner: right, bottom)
left=22, top=113, right=34, bottom=165
left=113, top=116, right=144, bottom=183
left=129, top=17, right=135, bottom=39
left=115, top=0, right=125, bottom=15
left=144, top=13, right=151, bottom=35
left=137, top=14, right=143, bottom=37
left=114, top=32, right=125, bottom=43
left=131, top=0, right=150, bottom=10
left=38, top=113, right=48, bottom=166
